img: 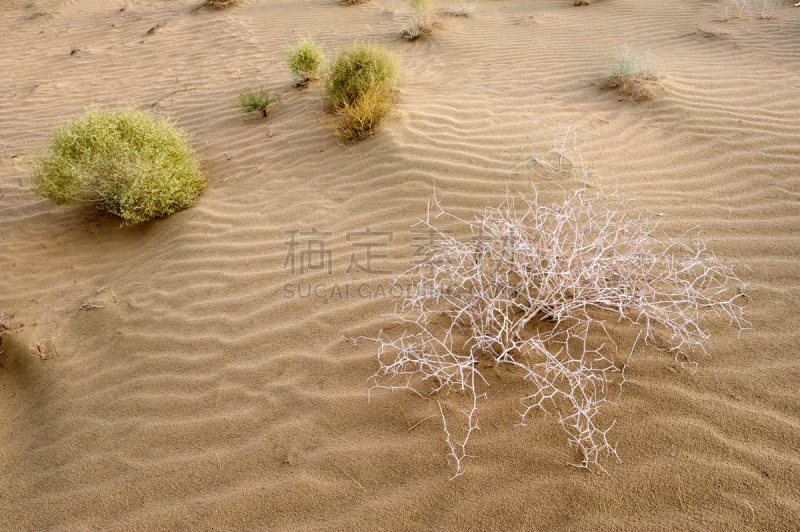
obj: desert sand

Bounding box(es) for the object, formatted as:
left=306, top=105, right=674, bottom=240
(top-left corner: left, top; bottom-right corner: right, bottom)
left=2, top=0, right=800, bottom=529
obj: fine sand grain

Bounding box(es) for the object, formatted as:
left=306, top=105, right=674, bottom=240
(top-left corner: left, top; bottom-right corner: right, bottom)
left=1, top=0, right=799, bottom=529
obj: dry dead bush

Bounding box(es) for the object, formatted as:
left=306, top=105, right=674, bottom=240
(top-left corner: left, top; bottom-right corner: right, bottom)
left=722, top=0, right=783, bottom=20
left=365, top=187, right=749, bottom=477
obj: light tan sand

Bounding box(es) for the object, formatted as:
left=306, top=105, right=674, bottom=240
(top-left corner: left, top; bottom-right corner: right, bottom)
left=2, top=0, right=800, bottom=529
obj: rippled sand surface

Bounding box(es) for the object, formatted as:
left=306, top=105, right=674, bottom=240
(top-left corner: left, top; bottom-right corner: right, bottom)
left=1, top=0, right=799, bottom=529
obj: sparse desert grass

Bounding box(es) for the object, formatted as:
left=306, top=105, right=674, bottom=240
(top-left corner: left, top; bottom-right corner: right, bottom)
left=400, top=0, right=438, bottom=40
left=237, top=86, right=281, bottom=117
left=366, top=187, right=748, bottom=477
left=28, top=9, right=51, bottom=19
left=323, top=42, right=400, bottom=140
left=204, top=0, right=237, bottom=8
left=601, top=47, right=662, bottom=101
left=722, top=0, right=783, bottom=20
left=512, top=121, right=595, bottom=185
left=192, top=0, right=237, bottom=12
left=445, top=0, right=476, bottom=16
left=30, top=106, right=205, bottom=224
left=287, top=38, right=325, bottom=86
left=606, top=46, right=661, bottom=81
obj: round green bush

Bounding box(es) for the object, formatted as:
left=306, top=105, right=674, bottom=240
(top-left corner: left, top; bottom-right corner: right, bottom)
left=287, top=38, right=324, bottom=85
left=323, top=42, right=400, bottom=109
left=31, top=106, right=205, bottom=224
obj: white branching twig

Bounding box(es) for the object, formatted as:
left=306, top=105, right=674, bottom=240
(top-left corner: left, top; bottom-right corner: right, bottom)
left=81, top=300, right=105, bottom=310
left=367, top=187, right=749, bottom=477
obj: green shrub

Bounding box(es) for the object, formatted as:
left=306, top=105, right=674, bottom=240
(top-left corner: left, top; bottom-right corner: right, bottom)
left=323, top=43, right=400, bottom=141
left=331, top=87, right=395, bottom=141
left=237, top=86, right=280, bottom=117
left=30, top=106, right=205, bottom=224
left=287, top=38, right=325, bottom=85
left=323, top=42, right=399, bottom=109
left=410, top=0, right=434, bottom=10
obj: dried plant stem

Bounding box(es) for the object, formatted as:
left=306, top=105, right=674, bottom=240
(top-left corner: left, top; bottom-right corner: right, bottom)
left=339, top=467, right=366, bottom=491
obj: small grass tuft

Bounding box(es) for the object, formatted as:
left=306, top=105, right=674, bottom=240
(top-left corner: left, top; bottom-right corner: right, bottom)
left=237, top=86, right=280, bottom=117
left=601, top=47, right=663, bottom=101
left=287, top=38, right=325, bottom=86
left=401, top=0, right=438, bottom=39
left=445, top=0, right=476, bottom=16
left=30, top=105, right=205, bottom=224
left=606, top=46, right=661, bottom=82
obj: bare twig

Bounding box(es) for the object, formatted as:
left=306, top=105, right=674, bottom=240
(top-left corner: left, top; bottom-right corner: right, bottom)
left=51, top=333, right=60, bottom=357
left=192, top=442, right=222, bottom=469
left=81, top=300, right=105, bottom=310
left=408, top=413, right=438, bottom=431
left=339, top=466, right=366, bottom=491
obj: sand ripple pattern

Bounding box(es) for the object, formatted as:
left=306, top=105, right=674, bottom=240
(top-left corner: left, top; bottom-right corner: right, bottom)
left=1, top=0, right=799, bottom=529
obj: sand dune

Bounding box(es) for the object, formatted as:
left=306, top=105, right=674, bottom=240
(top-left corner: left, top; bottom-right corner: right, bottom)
left=1, top=0, right=799, bottom=529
